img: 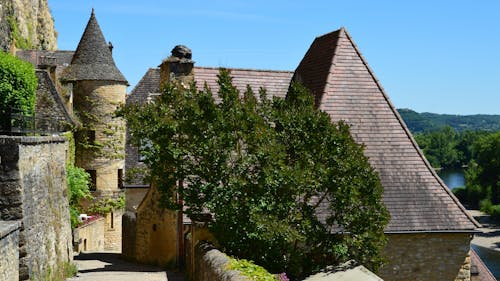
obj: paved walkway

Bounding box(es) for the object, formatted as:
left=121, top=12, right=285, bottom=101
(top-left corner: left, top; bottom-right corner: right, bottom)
left=468, top=210, right=500, bottom=279
left=66, top=252, right=186, bottom=281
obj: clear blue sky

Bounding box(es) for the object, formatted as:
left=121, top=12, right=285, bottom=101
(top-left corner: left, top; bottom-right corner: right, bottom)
left=50, top=0, right=500, bottom=115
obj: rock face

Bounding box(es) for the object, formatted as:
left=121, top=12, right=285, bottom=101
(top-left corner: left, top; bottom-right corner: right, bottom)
left=0, top=0, right=57, bottom=51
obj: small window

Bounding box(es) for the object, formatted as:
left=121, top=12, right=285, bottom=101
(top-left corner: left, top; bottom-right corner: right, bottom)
left=86, top=170, right=97, bottom=191
left=118, top=169, right=123, bottom=189
left=110, top=211, right=114, bottom=229
left=87, top=130, right=96, bottom=144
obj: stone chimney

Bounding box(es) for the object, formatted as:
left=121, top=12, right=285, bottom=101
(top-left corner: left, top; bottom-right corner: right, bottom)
left=159, top=45, right=194, bottom=90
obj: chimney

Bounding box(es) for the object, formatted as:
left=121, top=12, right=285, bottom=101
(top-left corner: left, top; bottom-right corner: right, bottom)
left=159, top=45, right=194, bottom=91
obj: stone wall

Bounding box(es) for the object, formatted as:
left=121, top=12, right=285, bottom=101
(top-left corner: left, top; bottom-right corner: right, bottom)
left=0, top=136, right=73, bottom=281
left=0, top=221, right=20, bottom=281
left=73, top=217, right=105, bottom=253
left=188, top=241, right=249, bottom=281
left=380, top=233, right=472, bottom=281
left=104, top=209, right=123, bottom=251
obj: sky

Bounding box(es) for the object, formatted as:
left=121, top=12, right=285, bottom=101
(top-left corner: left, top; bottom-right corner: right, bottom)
left=49, top=0, right=500, bottom=115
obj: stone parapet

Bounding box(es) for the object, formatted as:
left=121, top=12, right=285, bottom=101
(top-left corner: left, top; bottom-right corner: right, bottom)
left=191, top=241, right=248, bottom=281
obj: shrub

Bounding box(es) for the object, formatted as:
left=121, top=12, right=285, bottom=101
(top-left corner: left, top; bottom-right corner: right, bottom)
left=0, top=51, right=37, bottom=115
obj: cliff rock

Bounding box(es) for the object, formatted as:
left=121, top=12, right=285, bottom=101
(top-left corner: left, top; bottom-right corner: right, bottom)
left=0, top=0, right=57, bottom=51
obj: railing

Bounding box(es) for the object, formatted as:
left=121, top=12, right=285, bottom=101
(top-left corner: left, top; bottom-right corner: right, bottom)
left=0, top=107, right=68, bottom=135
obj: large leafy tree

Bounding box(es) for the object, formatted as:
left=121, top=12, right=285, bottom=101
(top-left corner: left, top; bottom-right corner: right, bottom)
left=122, top=69, right=389, bottom=278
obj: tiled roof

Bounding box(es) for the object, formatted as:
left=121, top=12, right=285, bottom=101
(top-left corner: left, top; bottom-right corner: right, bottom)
left=61, top=10, right=127, bottom=83
left=295, top=27, right=478, bottom=232
left=127, top=67, right=293, bottom=104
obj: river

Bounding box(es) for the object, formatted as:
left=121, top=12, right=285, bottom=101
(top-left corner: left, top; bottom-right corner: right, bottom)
left=437, top=168, right=465, bottom=190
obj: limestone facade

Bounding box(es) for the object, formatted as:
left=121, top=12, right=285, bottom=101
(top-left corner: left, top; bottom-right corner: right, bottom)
left=73, top=217, right=105, bottom=253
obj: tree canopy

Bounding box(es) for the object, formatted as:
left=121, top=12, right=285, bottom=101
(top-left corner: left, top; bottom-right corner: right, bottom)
left=122, top=69, right=389, bottom=278
left=0, top=51, right=37, bottom=115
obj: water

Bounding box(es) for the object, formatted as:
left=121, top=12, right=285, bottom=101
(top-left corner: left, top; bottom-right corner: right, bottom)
left=437, top=168, right=465, bottom=190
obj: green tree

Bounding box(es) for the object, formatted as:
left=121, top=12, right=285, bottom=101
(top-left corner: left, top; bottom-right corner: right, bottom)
left=471, top=132, right=500, bottom=204
left=122, top=69, right=389, bottom=278
left=0, top=51, right=37, bottom=115
left=414, top=126, right=460, bottom=168
left=67, top=165, right=93, bottom=228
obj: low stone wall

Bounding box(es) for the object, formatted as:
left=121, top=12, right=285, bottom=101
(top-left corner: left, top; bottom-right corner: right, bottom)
left=191, top=241, right=249, bottom=281
left=0, top=221, right=21, bottom=281
left=73, top=217, right=105, bottom=253
left=380, top=233, right=472, bottom=281
left=0, top=136, right=73, bottom=281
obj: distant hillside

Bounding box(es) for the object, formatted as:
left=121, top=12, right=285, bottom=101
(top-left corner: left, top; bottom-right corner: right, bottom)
left=398, top=108, right=500, bottom=133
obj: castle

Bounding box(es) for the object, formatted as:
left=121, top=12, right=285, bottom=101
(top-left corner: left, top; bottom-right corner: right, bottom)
left=14, top=10, right=480, bottom=281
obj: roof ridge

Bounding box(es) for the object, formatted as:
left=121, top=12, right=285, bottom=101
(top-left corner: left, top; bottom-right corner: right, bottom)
left=195, top=65, right=294, bottom=74
left=339, top=28, right=479, bottom=228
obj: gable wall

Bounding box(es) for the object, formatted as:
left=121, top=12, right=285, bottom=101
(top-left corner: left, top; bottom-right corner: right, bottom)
left=381, top=233, right=471, bottom=281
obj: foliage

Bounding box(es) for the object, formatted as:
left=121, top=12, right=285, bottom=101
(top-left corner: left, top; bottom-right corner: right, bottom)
left=121, top=69, right=389, bottom=278
left=414, top=127, right=492, bottom=169
left=0, top=51, right=37, bottom=115
left=66, top=165, right=93, bottom=228
left=88, top=194, right=125, bottom=215
left=399, top=108, right=500, bottom=133
left=450, top=132, right=500, bottom=216
left=227, top=257, right=278, bottom=281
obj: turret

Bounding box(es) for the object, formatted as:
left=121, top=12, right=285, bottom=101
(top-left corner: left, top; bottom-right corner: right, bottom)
left=61, top=9, right=128, bottom=198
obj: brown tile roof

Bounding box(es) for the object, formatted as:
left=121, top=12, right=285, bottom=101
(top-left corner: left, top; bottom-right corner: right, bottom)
left=295, top=27, right=478, bottom=232
left=127, top=67, right=293, bottom=103
left=61, top=10, right=127, bottom=84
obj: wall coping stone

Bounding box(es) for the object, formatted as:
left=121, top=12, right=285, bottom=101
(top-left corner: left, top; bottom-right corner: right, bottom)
left=0, top=220, right=21, bottom=239
left=0, top=135, right=66, bottom=145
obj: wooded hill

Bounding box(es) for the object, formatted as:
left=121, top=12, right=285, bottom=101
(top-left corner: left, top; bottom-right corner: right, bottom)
left=398, top=108, right=500, bottom=133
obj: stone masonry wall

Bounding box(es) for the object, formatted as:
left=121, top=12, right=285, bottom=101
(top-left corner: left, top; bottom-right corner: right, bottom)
left=0, top=221, right=20, bottom=281
left=380, top=233, right=471, bottom=281
left=0, top=136, right=73, bottom=281
left=190, top=241, right=249, bottom=281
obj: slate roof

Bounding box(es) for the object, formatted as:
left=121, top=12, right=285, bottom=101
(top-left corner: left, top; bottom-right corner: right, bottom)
left=294, top=28, right=478, bottom=232
left=61, top=10, right=127, bottom=84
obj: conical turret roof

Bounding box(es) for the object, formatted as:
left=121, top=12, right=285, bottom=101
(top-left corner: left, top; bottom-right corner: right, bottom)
left=61, top=9, right=128, bottom=84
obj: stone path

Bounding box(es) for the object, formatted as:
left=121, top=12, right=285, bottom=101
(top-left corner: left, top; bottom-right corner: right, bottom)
left=468, top=210, right=500, bottom=279
left=66, top=252, right=186, bottom=281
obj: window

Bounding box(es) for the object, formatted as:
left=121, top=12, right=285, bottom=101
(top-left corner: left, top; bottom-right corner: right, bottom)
left=86, top=170, right=97, bottom=191
left=110, top=211, right=114, bottom=229
left=118, top=169, right=123, bottom=189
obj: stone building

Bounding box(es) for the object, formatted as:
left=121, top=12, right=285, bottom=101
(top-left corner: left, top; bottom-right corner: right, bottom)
left=124, top=28, right=479, bottom=281
left=15, top=10, right=127, bottom=252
